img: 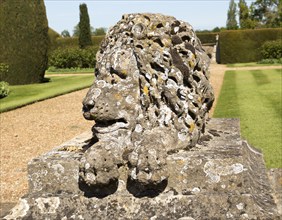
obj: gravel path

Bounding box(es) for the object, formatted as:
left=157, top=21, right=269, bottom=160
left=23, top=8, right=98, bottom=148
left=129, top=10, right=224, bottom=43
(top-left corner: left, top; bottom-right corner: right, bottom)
left=0, top=89, right=93, bottom=205
left=0, top=64, right=280, bottom=210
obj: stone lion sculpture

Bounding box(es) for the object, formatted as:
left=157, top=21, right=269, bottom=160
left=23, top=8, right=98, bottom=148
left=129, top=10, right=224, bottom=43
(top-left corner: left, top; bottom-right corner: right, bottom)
left=80, top=13, right=214, bottom=195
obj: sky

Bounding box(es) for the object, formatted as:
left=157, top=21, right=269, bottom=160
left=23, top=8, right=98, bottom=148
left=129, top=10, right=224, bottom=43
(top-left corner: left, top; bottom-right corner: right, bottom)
left=44, top=0, right=255, bottom=35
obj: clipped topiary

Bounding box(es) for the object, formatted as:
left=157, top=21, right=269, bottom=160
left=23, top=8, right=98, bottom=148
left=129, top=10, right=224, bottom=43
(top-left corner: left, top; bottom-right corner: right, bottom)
left=0, top=0, right=49, bottom=85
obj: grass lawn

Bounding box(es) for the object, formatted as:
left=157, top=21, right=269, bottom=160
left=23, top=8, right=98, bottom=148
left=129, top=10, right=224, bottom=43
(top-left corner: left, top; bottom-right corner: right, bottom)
left=46, top=67, right=94, bottom=75
left=0, top=75, right=94, bottom=113
left=227, top=62, right=281, bottom=68
left=213, top=69, right=281, bottom=168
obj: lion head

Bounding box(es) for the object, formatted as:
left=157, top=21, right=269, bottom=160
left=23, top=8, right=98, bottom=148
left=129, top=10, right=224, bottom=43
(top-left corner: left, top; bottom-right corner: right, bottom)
left=81, top=13, right=214, bottom=193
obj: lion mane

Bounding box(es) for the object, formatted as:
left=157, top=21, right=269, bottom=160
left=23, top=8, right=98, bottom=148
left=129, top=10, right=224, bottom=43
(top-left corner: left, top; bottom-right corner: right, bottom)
left=81, top=13, right=214, bottom=192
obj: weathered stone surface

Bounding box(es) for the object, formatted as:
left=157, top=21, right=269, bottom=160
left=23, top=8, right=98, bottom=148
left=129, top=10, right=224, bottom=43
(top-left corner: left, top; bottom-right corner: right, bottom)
left=3, top=14, right=280, bottom=219
left=27, top=132, right=94, bottom=196
left=81, top=13, right=214, bottom=190
left=268, top=168, right=282, bottom=215
left=4, top=119, right=280, bottom=219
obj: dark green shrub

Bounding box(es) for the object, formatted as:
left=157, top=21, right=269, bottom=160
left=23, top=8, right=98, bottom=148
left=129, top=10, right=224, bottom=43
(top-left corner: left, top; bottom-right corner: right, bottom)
left=0, top=81, right=10, bottom=98
left=48, top=36, right=104, bottom=67
left=257, top=58, right=282, bottom=64
left=0, top=63, right=9, bottom=80
left=219, top=28, right=282, bottom=63
left=257, top=59, right=275, bottom=64
left=79, top=3, right=92, bottom=48
left=48, top=46, right=98, bottom=69
left=260, top=40, right=282, bottom=59
left=197, top=33, right=218, bottom=45
left=0, top=0, right=49, bottom=85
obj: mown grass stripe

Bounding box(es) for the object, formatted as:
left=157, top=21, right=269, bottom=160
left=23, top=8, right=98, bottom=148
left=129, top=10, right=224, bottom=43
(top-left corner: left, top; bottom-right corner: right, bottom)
left=213, top=70, right=240, bottom=118
left=214, top=69, right=282, bottom=168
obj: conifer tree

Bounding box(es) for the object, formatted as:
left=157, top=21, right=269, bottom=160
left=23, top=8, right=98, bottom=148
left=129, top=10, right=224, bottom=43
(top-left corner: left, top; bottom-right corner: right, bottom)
left=226, top=0, right=238, bottom=30
left=0, top=0, right=49, bottom=85
left=78, top=3, right=92, bottom=48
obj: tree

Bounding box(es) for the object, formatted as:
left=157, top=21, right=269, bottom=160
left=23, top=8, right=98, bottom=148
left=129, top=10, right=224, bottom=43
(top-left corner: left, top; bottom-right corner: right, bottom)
left=0, top=0, right=49, bottom=85
left=238, top=0, right=254, bottom=29
left=61, top=30, right=71, bottom=37
left=250, top=0, right=282, bottom=28
left=212, top=27, right=221, bottom=32
left=93, top=27, right=107, bottom=36
left=226, top=0, right=238, bottom=30
left=73, top=24, right=79, bottom=37
left=73, top=24, right=97, bottom=37
left=78, top=3, right=92, bottom=48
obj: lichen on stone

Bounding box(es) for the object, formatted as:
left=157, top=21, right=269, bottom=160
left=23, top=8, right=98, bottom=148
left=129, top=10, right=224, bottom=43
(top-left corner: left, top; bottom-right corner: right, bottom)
left=80, top=13, right=214, bottom=194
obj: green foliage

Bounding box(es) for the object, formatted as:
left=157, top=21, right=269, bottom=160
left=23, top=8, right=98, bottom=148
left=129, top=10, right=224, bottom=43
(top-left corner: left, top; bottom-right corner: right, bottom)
left=197, top=33, right=218, bottom=45
left=250, top=0, right=281, bottom=28
left=48, top=46, right=98, bottom=69
left=55, top=37, right=80, bottom=49
left=61, top=30, right=71, bottom=38
left=73, top=23, right=107, bottom=37
left=0, top=63, right=9, bottom=80
left=0, top=75, right=94, bottom=113
left=48, top=28, right=61, bottom=52
left=260, top=40, right=282, bottom=59
left=0, top=0, right=49, bottom=85
left=49, top=35, right=104, bottom=51
left=214, top=69, right=282, bottom=168
left=257, top=58, right=282, bottom=64
left=73, top=24, right=80, bottom=37
left=93, top=27, right=107, bottom=36
left=78, top=3, right=92, bottom=48
left=0, top=81, right=10, bottom=99
left=219, top=28, right=282, bottom=63
left=226, top=0, right=238, bottom=30
left=238, top=0, right=256, bottom=29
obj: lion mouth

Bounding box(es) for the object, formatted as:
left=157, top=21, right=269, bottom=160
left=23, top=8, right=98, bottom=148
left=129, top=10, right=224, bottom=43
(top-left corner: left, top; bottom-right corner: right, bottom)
left=93, top=118, right=129, bottom=134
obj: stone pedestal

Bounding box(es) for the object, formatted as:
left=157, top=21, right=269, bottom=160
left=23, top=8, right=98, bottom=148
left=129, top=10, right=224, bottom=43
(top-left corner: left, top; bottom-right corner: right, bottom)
left=4, top=119, right=280, bottom=219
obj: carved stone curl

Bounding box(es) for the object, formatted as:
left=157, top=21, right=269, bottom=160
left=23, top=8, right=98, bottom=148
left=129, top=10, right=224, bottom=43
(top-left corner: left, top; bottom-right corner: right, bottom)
left=80, top=13, right=214, bottom=194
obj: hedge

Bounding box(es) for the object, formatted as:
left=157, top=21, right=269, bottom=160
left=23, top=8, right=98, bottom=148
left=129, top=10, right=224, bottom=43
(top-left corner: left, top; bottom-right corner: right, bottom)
left=0, top=0, right=49, bottom=85
left=48, top=46, right=98, bottom=69
left=51, top=36, right=104, bottom=51
left=219, top=28, right=282, bottom=64
left=48, top=28, right=60, bottom=52
left=197, top=32, right=218, bottom=45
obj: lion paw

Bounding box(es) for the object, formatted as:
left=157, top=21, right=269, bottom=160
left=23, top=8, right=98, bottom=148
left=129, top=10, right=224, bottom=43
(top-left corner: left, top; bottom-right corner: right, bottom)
left=128, top=146, right=169, bottom=186
left=80, top=147, right=119, bottom=186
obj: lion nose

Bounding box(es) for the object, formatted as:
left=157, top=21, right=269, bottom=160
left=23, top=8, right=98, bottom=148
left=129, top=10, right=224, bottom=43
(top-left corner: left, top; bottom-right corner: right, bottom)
left=82, top=100, right=95, bottom=120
